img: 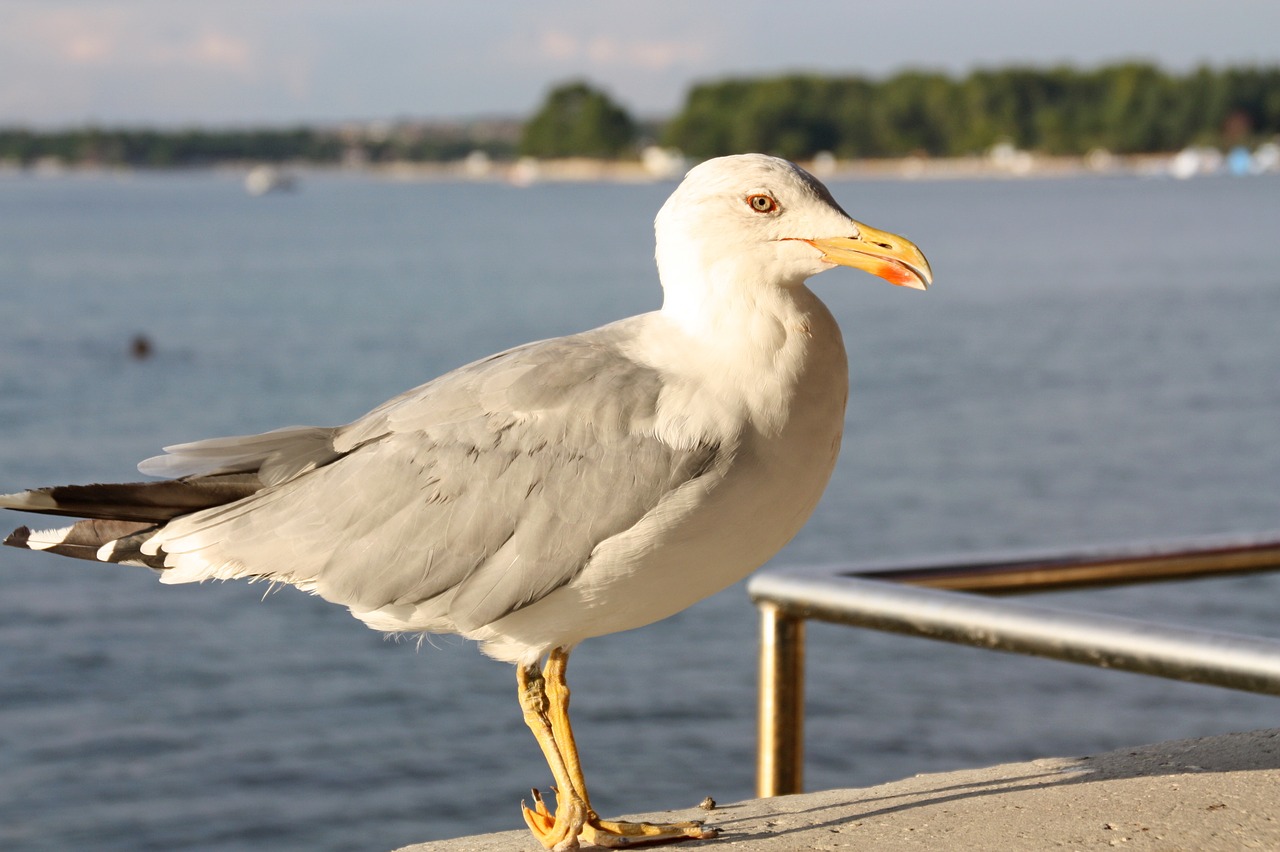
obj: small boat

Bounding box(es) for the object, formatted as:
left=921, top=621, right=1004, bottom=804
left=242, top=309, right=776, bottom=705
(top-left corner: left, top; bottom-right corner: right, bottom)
left=245, top=166, right=298, bottom=196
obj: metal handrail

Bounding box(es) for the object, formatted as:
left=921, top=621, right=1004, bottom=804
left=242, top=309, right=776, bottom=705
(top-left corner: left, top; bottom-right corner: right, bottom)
left=749, top=532, right=1280, bottom=798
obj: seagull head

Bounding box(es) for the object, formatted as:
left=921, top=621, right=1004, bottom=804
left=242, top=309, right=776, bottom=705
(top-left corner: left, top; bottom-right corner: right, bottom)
left=655, top=154, right=932, bottom=315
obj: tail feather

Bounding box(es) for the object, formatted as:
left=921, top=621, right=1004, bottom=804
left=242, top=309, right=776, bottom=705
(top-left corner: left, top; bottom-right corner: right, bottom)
left=4, top=425, right=336, bottom=569
left=0, top=473, right=261, bottom=523
left=5, top=518, right=161, bottom=565
left=2, top=472, right=263, bottom=567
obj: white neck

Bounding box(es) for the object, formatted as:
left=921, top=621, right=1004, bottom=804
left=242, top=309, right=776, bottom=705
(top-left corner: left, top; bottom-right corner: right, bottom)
left=638, top=271, right=844, bottom=446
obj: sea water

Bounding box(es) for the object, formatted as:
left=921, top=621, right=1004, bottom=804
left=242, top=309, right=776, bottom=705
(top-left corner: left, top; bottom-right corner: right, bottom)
left=1, top=170, right=1278, bottom=850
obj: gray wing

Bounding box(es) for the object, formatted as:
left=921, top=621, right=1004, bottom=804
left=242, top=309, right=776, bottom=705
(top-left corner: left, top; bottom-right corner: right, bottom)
left=146, top=321, right=729, bottom=632
left=138, top=426, right=341, bottom=486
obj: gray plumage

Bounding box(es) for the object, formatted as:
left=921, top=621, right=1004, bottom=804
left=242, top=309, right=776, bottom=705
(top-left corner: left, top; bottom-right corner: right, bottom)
left=3, top=153, right=931, bottom=671
left=7, top=323, right=730, bottom=636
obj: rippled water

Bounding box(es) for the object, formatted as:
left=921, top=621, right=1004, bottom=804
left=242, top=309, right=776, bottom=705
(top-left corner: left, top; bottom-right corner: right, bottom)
left=1, top=170, right=1278, bottom=851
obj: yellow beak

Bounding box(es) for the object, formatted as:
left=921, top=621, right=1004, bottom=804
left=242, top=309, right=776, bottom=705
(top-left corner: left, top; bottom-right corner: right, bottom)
left=803, top=223, right=933, bottom=291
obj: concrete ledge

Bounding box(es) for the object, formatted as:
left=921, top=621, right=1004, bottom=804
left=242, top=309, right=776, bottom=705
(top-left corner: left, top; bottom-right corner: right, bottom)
left=404, top=729, right=1280, bottom=850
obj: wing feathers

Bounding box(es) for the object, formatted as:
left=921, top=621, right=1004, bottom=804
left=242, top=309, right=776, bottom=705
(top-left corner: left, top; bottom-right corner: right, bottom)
left=3, top=320, right=739, bottom=636
left=139, top=425, right=339, bottom=486
left=5, top=519, right=158, bottom=563
left=0, top=475, right=262, bottom=523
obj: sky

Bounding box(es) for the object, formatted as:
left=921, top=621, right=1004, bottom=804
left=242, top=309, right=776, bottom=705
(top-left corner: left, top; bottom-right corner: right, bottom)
left=2, top=0, right=1279, bottom=127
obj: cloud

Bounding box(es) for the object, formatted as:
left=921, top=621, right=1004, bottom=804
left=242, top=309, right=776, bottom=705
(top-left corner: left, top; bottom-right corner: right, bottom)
left=12, top=7, right=257, bottom=75
left=61, top=30, right=113, bottom=64
left=0, top=4, right=316, bottom=124
left=4, top=0, right=1276, bottom=125
left=538, top=30, right=578, bottom=63
left=628, top=39, right=708, bottom=72
left=177, top=31, right=255, bottom=73
left=536, top=30, right=707, bottom=72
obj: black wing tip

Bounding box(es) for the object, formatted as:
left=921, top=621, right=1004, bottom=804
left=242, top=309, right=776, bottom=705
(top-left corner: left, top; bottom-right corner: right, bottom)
left=4, top=526, right=32, bottom=549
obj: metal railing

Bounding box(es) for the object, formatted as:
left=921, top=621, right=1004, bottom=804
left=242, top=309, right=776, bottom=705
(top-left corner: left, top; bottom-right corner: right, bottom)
left=749, top=532, right=1280, bottom=798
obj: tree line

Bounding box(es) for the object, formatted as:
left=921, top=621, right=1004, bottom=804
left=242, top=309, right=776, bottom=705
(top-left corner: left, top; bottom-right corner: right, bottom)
left=661, top=64, right=1280, bottom=160
left=0, top=127, right=344, bottom=167
left=0, top=123, right=520, bottom=168
left=2, top=63, right=1277, bottom=167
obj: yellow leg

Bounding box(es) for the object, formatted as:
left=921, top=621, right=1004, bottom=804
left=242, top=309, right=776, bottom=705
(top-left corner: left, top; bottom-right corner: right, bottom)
left=543, top=649, right=594, bottom=811
left=518, top=662, right=588, bottom=850
left=518, top=649, right=719, bottom=850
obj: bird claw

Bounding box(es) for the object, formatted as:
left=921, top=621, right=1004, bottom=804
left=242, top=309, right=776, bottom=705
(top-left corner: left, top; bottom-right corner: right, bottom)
left=582, top=818, right=719, bottom=848
left=522, top=788, right=556, bottom=835
left=522, top=787, right=718, bottom=849
left=531, top=787, right=555, bottom=818
left=522, top=787, right=588, bottom=850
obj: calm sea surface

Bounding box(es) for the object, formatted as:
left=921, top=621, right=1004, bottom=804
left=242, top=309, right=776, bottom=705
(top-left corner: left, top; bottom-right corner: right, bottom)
left=1, top=170, right=1278, bottom=851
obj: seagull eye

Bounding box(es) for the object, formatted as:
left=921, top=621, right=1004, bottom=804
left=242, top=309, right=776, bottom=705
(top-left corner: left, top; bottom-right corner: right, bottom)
left=747, top=194, right=778, bottom=213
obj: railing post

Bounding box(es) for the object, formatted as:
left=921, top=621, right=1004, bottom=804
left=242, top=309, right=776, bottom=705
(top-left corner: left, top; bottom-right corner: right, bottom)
left=756, top=601, right=805, bottom=798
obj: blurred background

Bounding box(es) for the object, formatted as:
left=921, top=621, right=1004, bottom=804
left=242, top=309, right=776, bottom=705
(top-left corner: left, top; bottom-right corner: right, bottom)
left=1, top=2, right=1278, bottom=850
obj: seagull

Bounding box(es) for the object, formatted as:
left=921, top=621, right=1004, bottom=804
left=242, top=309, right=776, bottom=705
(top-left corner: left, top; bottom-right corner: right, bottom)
left=2, top=154, right=931, bottom=850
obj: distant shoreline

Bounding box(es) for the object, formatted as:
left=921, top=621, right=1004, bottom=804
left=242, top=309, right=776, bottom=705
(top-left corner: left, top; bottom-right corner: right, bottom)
left=353, top=152, right=1231, bottom=183
left=4, top=150, right=1274, bottom=184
